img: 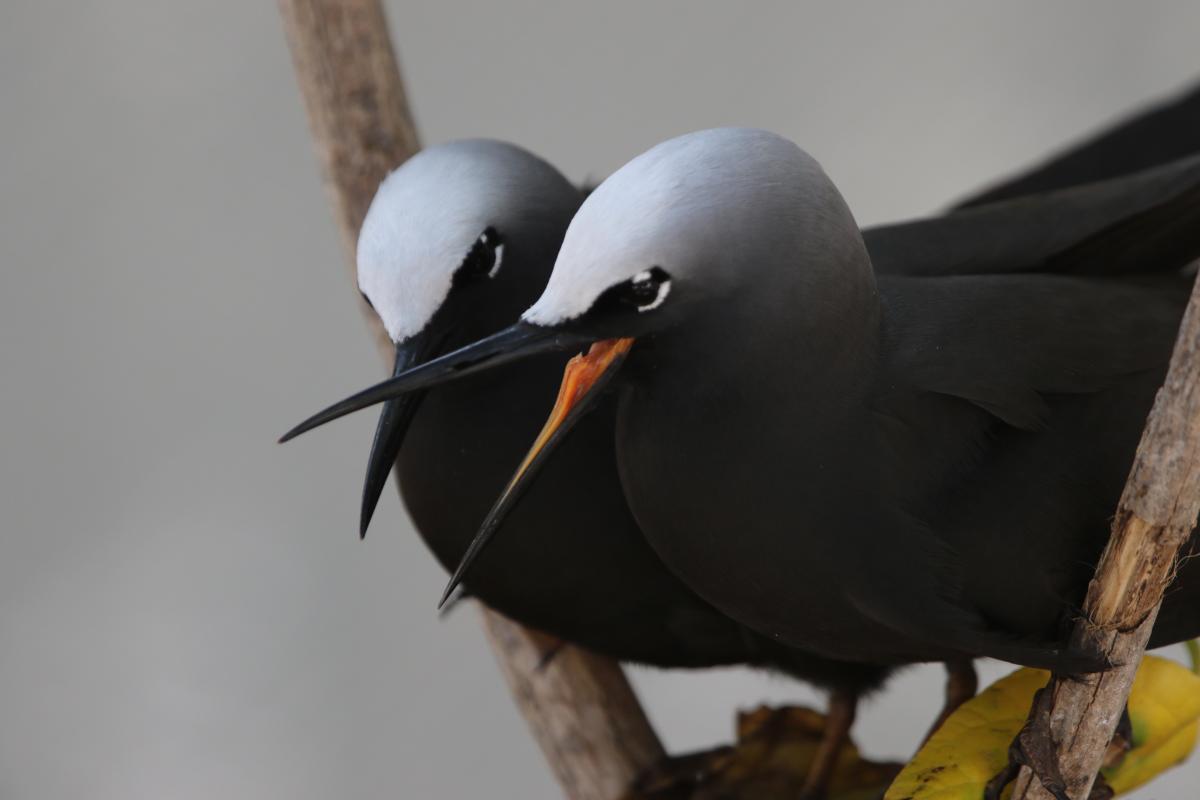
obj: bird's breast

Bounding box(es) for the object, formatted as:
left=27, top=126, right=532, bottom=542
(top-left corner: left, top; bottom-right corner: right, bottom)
left=612, top=377, right=903, bottom=659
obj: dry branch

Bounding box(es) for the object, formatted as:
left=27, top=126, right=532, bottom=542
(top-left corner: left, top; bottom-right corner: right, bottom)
left=482, top=612, right=666, bottom=798
left=278, top=0, right=417, bottom=356
left=1012, top=272, right=1200, bottom=799
left=276, top=2, right=664, bottom=797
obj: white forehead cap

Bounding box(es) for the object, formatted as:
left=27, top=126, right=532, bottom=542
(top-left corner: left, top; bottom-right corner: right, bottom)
left=357, top=140, right=542, bottom=342
left=523, top=128, right=806, bottom=326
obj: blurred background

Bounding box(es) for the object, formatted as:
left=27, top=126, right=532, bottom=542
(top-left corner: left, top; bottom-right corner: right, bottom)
left=3, top=2, right=1199, bottom=797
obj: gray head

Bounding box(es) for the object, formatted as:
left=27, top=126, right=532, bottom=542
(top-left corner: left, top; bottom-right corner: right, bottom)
left=358, top=139, right=581, bottom=343
left=523, top=128, right=875, bottom=339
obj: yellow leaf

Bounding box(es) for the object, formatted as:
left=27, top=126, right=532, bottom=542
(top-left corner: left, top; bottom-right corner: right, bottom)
left=884, top=651, right=1200, bottom=800
left=1105, top=652, right=1200, bottom=794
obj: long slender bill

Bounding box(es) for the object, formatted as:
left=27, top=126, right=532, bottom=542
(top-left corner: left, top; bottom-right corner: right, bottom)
left=359, top=334, right=439, bottom=539
left=279, top=322, right=588, bottom=443
left=438, top=337, right=635, bottom=608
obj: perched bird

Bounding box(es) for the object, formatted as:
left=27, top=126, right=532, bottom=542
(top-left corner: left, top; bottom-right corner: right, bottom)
left=292, top=138, right=900, bottom=796
left=284, top=83, right=1200, bottom=796
left=465, top=129, right=1200, bottom=663
left=324, top=139, right=759, bottom=667
left=286, top=128, right=1200, bottom=792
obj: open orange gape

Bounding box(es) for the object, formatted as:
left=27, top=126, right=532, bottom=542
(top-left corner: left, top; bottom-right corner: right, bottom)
left=506, top=337, right=636, bottom=490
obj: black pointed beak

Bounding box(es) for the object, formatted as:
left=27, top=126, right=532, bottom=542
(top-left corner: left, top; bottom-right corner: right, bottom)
left=358, top=340, right=434, bottom=539
left=438, top=337, right=634, bottom=608
left=279, top=322, right=591, bottom=444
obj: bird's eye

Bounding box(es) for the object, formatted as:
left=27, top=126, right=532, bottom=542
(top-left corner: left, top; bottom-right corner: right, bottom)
left=615, top=267, right=672, bottom=312
left=453, top=227, right=505, bottom=287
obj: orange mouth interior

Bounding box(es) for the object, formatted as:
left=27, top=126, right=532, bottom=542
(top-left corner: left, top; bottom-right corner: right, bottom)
left=503, top=337, right=635, bottom=493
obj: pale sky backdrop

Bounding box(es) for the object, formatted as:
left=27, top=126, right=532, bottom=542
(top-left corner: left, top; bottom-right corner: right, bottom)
left=2, top=2, right=1199, bottom=798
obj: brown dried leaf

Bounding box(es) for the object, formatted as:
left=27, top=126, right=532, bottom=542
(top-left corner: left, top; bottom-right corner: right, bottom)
left=624, top=705, right=902, bottom=800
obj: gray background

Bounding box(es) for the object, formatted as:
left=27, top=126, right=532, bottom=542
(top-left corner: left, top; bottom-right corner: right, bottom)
left=2, top=2, right=1199, bottom=797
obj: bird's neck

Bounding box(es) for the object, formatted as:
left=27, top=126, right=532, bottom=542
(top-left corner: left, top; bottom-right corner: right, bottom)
left=612, top=269, right=883, bottom=639
left=624, top=251, right=882, bottom=456
left=690, top=251, right=881, bottom=409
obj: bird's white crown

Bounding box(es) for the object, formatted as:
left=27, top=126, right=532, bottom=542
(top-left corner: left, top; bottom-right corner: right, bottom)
left=523, top=128, right=828, bottom=327
left=358, top=139, right=568, bottom=342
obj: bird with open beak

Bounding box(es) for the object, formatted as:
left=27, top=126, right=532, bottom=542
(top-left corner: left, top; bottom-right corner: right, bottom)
left=286, top=125, right=1200, bottom=797
left=289, top=138, right=780, bottom=667
left=284, top=138, right=914, bottom=797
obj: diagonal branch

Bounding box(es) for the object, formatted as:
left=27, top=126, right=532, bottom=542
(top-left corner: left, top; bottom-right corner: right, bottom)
left=1012, top=270, right=1200, bottom=800
left=276, top=2, right=665, bottom=798
left=277, top=0, right=416, bottom=357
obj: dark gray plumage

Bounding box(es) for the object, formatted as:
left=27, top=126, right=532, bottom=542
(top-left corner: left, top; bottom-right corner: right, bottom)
left=523, top=129, right=1200, bottom=670
left=293, top=141, right=894, bottom=688
left=283, top=86, right=1200, bottom=796
left=955, top=81, right=1200, bottom=208
left=296, top=129, right=1200, bottom=674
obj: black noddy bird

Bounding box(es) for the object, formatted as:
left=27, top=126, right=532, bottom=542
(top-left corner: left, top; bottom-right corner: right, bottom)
left=289, top=138, right=901, bottom=796
left=310, top=139, right=761, bottom=667
left=286, top=128, right=1200, bottom=796
left=284, top=82, right=1200, bottom=795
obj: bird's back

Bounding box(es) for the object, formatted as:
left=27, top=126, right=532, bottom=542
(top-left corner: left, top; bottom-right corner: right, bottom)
left=874, top=272, right=1199, bottom=652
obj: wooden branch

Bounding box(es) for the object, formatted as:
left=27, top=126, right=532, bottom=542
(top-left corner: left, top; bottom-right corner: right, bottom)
left=481, top=611, right=666, bottom=799
left=276, top=3, right=665, bottom=797
left=278, top=0, right=418, bottom=357
left=1012, top=271, right=1200, bottom=800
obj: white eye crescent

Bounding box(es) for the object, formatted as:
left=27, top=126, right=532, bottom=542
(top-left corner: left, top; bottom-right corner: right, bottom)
left=635, top=276, right=671, bottom=312
left=454, top=227, right=505, bottom=285
left=625, top=268, right=672, bottom=312
left=489, top=242, right=505, bottom=278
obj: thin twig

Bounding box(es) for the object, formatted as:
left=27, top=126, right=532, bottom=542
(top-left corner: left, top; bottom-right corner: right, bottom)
left=275, top=2, right=665, bottom=797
